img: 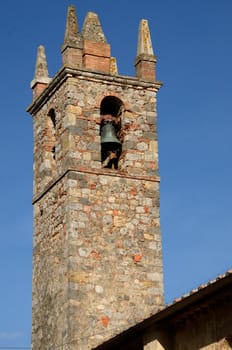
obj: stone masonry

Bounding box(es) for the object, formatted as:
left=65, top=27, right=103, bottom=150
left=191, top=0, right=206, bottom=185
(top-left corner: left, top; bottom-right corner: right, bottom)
left=27, top=5, right=163, bottom=350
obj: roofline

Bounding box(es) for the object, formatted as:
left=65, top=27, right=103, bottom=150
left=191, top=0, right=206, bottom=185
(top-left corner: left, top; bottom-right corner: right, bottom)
left=94, top=270, right=232, bottom=349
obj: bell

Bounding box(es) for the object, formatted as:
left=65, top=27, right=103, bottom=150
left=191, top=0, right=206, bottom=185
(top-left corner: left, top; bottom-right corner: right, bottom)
left=100, top=121, right=121, bottom=146
left=100, top=121, right=122, bottom=169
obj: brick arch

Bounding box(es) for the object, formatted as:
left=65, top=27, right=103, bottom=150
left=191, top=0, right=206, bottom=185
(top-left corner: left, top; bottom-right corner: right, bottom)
left=96, top=92, right=131, bottom=113
left=96, top=92, right=120, bottom=109
left=100, top=95, right=124, bottom=117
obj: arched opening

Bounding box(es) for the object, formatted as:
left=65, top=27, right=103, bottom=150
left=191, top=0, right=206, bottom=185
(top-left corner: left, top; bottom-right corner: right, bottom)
left=100, top=96, right=124, bottom=169
left=100, top=96, right=123, bottom=117
left=46, top=109, right=57, bottom=178
left=47, top=109, right=56, bottom=161
left=48, top=108, right=56, bottom=128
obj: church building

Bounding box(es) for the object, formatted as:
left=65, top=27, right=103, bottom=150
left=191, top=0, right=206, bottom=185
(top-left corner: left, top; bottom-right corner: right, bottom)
left=27, top=5, right=232, bottom=350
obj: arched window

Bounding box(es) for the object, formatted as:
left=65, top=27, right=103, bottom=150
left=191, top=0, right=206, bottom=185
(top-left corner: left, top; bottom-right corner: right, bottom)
left=47, top=109, right=57, bottom=176
left=100, top=96, right=124, bottom=169
left=47, top=109, right=56, bottom=160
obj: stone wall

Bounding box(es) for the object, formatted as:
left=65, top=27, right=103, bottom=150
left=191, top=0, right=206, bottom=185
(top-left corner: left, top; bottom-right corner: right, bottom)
left=66, top=170, right=162, bottom=349
left=32, top=178, right=68, bottom=349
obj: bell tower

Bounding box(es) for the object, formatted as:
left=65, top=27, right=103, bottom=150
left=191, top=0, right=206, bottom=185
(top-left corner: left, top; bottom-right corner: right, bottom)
left=27, top=5, right=163, bottom=350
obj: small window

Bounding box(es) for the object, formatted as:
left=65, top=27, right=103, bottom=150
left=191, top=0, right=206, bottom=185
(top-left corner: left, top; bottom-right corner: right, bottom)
left=47, top=109, right=56, bottom=161
left=46, top=108, right=57, bottom=178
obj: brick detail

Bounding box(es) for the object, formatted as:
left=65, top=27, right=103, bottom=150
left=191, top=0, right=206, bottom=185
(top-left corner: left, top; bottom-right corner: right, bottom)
left=32, top=82, right=48, bottom=100
left=135, top=57, right=156, bottom=82
left=62, top=47, right=83, bottom=68
left=83, top=40, right=110, bottom=73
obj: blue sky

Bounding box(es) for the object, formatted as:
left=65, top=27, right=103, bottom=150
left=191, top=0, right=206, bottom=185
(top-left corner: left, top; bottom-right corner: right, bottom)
left=0, top=0, right=232, bottom=348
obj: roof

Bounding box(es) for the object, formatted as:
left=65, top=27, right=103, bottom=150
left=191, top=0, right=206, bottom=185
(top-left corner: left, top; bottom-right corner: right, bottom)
left=94, top=270, right=232, bottom=349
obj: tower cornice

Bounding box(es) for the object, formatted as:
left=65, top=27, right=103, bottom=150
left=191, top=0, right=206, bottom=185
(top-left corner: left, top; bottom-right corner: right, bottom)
left=27, top=66, right=163, bottom=115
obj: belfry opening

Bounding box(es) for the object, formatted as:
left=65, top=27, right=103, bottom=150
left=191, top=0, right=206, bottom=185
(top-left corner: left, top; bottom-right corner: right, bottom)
left=100, top=96, right=123, bottom=169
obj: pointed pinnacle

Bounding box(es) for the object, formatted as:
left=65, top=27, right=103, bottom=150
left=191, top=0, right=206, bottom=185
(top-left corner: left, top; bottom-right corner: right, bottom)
left=31, top=45, right=50, bottom=87
left=63, top=5, right=82, bottom=48
left=137, top=19, right=155, bottom=57
left=82, top=12, right=107, bottom=43
left=64, top=5, right=78, bottom=43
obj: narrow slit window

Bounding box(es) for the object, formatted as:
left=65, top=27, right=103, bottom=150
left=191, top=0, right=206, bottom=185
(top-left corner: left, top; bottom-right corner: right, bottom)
left=47, top=109, right=57, bottom=175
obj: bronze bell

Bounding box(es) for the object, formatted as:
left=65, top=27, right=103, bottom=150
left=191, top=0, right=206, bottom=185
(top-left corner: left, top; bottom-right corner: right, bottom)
left=100, top=120, right=122, bottom=169
left=100, top=121, right=121, bottom=145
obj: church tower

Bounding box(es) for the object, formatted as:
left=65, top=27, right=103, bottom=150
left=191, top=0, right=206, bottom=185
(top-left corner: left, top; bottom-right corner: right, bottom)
left=27, top=6, right=163, bottom=350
